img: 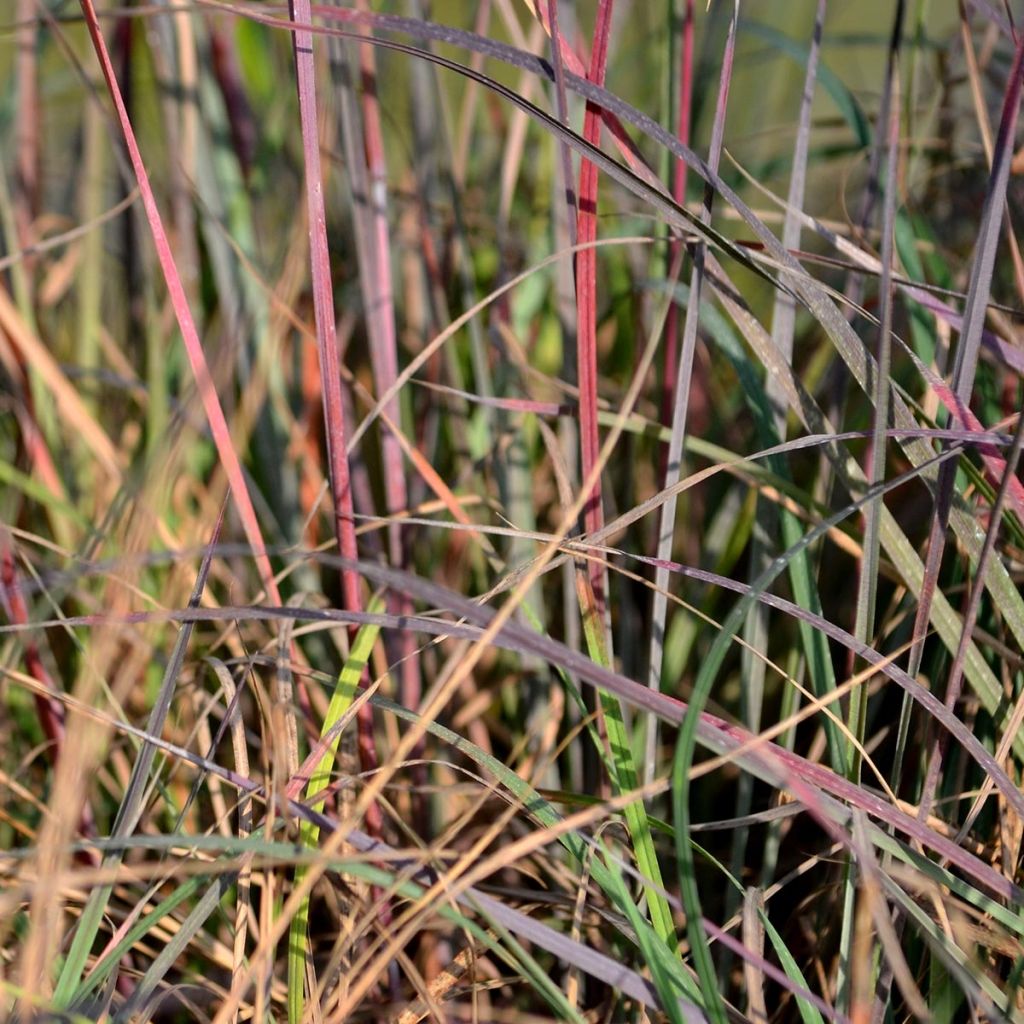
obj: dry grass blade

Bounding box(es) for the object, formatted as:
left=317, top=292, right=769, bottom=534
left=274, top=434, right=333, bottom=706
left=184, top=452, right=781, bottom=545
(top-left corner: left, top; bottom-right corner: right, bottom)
left=51, top=509, right=223, bottom=1005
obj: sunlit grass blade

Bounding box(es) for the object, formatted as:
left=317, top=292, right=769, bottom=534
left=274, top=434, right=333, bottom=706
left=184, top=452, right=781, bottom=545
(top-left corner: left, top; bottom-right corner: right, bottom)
left=287, top=593, right=384, bottom=1024
left=576, top=570, right=677, bottom=950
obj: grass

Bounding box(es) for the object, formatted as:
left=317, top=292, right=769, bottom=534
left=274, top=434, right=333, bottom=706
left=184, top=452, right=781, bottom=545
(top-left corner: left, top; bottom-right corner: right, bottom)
left=2, top=1, right=1024, bottom=1021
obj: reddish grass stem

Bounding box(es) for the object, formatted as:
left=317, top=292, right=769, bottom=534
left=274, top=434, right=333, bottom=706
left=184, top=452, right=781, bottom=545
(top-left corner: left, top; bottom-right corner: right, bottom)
left=575, top=0, right=615, bottom=611
left=76, top=0, right=282, bottom=610
left=904, top=28, right=1024, bottom=688
left=659, top=0, right=694, bottom=431
left=287, top=0, right=381, bottom=831
left=353, top=0, right=424, bottom=827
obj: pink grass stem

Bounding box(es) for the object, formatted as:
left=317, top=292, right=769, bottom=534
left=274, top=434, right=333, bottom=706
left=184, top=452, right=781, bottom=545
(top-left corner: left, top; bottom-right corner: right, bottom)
left=575, top=0, right=615, bottom=609
left=660, top=0, right=694, bottom=431
left=353, top=4, right=422, bottom=777
left=77, top=0, right=282, bottom=611
left=287, top=0, right=382, bottom=834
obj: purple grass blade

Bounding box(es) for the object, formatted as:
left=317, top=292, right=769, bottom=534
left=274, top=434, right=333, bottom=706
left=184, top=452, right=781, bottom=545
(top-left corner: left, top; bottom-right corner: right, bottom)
left=918, top=403, right=1024, bottom=822
left=905, top=28, right=1024, bottom=686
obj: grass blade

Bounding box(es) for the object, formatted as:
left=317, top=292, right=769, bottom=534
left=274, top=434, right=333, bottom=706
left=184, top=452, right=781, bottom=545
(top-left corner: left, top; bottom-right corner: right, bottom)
left=286, top=595, right=383, bottom=1024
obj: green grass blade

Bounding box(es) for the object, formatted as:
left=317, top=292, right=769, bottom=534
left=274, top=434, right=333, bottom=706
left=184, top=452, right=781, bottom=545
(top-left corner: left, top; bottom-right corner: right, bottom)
left=287, top=594, right=384, bottom=1024
left=575, top=571, right=679, bottom=952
